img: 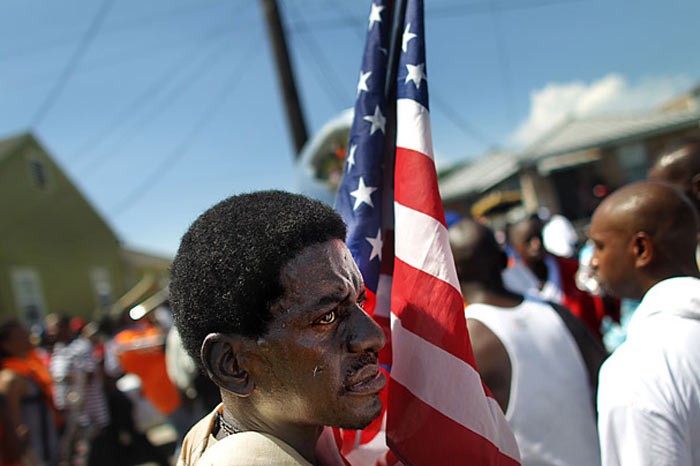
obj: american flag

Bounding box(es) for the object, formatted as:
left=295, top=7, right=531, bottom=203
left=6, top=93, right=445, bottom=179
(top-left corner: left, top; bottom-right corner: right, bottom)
left=335, top=1, right=521, bottom=465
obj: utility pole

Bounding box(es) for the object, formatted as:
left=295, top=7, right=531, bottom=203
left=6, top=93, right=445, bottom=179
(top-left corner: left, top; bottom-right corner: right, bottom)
left=260, top=0, right=308, bottom=158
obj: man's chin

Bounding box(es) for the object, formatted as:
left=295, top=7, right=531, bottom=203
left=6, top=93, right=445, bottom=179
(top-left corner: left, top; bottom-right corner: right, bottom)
left=600, top=281, right=629, bottom=300
left=336, top=396, right=383, bottom=430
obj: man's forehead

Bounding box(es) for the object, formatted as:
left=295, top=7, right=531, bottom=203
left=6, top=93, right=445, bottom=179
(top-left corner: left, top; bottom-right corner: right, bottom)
left=271, top=265, right=362, bottom=323
left=278, top=240, right=361, bottom=291
left=511, top=220, right=540, bottom=240
left=284, top=239, right=352, bottom=268
left=591, top=203, right=633, bottom=241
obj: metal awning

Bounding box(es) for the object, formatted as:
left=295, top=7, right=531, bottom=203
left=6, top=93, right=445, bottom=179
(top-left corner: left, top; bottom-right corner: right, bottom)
left=471, top=190, right=522, bottom=218
left=537, top=148, right=602, bottom=174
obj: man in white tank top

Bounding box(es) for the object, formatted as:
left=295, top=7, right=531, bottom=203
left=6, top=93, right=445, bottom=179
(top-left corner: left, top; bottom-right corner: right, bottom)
left=449, top=219, right=606, bottom=466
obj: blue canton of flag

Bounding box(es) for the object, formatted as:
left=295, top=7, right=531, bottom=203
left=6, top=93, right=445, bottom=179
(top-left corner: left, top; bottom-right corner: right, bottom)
left=397, top=4, right=428, bottom=109
left=334, top=0, right=391, bottom=302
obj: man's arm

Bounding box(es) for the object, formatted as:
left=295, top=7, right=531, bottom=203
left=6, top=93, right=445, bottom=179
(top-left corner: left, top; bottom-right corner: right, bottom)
left=0, top=371, right=30, bottom=458
left=466, top=319, right=511, bottom=413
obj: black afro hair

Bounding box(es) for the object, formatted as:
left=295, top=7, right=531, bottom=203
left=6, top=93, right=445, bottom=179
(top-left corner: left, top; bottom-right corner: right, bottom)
left=170, top=190, right=347, bottom=362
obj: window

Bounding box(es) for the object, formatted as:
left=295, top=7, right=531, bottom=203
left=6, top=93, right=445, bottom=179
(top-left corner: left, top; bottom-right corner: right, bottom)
left=30, top=159, right=48, bottom=189
left=26, top=153, right=51, bottom=191
left=90, top=267, right=113, bottom=309
left=11, top=268, right=47, bottom=326
left=617, top=143, right=648, bottom=183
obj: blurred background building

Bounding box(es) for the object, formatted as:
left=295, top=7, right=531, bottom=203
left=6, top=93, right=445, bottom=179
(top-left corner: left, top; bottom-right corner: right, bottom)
left=0, top=133, right=170, bottom=325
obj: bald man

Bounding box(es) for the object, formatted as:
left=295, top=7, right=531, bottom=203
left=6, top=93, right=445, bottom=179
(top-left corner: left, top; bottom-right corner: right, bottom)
left=649, top=137, right=700, bottom=264
left=648, top=137, right=700, bottom=214
left=588, top=181, right=700, bottom=466
left=451, top=219, right=605, bottom=466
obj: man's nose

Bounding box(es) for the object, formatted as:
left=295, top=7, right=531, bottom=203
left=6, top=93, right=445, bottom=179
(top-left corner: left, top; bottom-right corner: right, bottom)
left=347, top=307, right=386, bottom=353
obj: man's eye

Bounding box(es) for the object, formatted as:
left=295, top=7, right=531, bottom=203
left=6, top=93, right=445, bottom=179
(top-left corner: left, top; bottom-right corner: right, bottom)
left=316, top=310, right=337, bottom=325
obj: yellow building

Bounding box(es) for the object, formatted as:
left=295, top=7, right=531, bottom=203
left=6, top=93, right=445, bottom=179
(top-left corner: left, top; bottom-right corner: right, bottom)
left=0, top=132, right=170, bottom=326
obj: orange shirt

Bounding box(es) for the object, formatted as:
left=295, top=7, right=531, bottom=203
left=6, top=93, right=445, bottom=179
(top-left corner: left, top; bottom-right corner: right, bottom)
left=113, top=323, right=181, bottom=415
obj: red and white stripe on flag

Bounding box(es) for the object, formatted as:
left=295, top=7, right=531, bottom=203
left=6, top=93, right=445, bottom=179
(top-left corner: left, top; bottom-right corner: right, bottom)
left=385, top=1, right=521, bottom=464
left=334, top=0, right=522, bottom=464
left=388, top=99, right=520, bottom=466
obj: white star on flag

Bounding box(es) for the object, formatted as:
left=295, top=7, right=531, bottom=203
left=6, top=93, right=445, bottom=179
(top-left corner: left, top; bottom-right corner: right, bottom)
left=357, top=70, right=371, bottom=95
left=402, top=23, right=417, bottom=53
left=405, top=63, right=427, bottom=88
left=363, top=105, right=386, bottom=135
left=349, top=177, right=377, bottom=210
left=365, top=228, right=383, bottom=261
left=368, top=3, right=384, bottom=30
left=346, top=144, right=357, bottom=172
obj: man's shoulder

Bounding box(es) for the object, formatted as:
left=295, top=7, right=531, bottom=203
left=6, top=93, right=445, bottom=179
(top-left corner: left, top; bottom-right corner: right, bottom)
left=178, top=404, right=221, bottom=466
left=0, top=368, right=27, bottom=393
left=195, top=431, right=313, bottom=466
left=599, top=332, right=699, bottom=408
left=467, top=298, right=556, bottom=319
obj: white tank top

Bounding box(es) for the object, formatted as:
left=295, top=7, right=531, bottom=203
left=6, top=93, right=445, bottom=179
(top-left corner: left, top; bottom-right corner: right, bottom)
left=467, top=299, right=601, bottom=466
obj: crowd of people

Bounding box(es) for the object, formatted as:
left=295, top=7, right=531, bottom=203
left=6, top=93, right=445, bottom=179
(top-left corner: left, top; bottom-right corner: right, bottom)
left=0, top=305, right=218, bottom=466
left=0, top=139, right=698, bottom=465
left=449, top=138, right=700, bottom=466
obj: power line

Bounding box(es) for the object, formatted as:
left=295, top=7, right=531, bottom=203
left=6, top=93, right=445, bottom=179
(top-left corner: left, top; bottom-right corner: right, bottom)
left=29, top=0, right=116, bottom=128
left=75, top=0, right=253, bottom=175
left=109, top=38, right=262, bottom=217
left=322, top=0, right=366, bottom=38
left=69, top=22, right=237, bottom=164
left=75, top=33, right=234, bottom=176
left=5, top=26, right=232, bottom=93
left=288, top=0, right=585, bottom=33
left=0, top=0, right=228, bottom=61
left=318, top=0, right=496, bottom=149
left=489, top=0, right=517, bottom=129
left=98, top=0, right=228, bottom=36
left=285, top=0, right=351, bottom=110
left=430, top=92, right=495, bottom=148
left=428, top=0, right=586, bottom=17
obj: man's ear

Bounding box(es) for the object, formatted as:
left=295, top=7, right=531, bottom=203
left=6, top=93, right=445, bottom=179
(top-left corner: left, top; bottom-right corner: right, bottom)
left=201, top=333, right=255, bottom=397
left=631, top=232, right=653, bottom=268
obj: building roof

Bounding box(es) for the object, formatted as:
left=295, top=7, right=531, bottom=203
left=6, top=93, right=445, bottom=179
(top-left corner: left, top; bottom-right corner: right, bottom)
left=0, top=131, right=122, bottom=246
left=0, top=133, right=30, bottom=164
left=521, top=108, right=700, bottom=162
left=438, top=107, right=700, bottom=203
left=439, top=150, right=519, bottom=202
left=121, top=247, right=173, bottom=268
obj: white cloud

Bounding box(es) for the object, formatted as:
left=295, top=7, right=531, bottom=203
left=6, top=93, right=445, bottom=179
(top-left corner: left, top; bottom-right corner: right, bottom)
left=511, top=73, right=692, bottom=147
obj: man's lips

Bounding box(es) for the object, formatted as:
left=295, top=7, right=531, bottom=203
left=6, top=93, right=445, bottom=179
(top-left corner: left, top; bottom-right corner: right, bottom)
left=344, top=364, right=386, bottom=394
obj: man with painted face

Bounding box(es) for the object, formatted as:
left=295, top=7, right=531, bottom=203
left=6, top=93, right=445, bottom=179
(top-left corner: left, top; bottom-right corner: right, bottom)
left=170, top=191, right=386, bottom=466
left=588, top=181, right=700, bottom=466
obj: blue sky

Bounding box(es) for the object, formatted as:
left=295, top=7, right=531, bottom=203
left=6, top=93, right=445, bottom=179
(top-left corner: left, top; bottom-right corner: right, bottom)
left=2, top=0, right=699, bottom=257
